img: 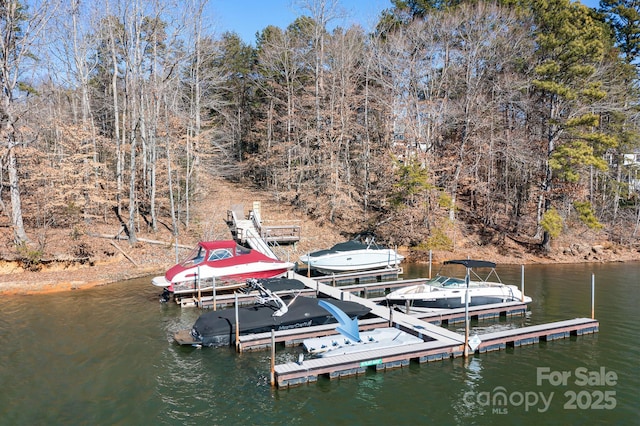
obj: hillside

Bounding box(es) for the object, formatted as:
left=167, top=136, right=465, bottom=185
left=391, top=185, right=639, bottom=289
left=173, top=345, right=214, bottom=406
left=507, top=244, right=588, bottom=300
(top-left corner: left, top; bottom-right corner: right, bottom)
left=1, top=177, right=639, bottom=295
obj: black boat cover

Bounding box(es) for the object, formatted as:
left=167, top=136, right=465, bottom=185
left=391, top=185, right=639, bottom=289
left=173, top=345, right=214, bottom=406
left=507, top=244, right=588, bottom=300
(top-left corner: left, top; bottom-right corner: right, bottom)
left=308, top=240, right=371, bottom=257
left=443, top=259, right=496, bottom=269
left=257, top=277, right=307, bottom=292
left=189, top=295, right=371, bottom=346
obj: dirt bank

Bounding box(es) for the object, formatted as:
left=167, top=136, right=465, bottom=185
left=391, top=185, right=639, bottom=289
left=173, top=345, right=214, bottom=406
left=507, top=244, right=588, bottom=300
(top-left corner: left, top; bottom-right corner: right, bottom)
left=2, top=236, right=638, bottom=296
left=2, top=178, right=639, bottom=296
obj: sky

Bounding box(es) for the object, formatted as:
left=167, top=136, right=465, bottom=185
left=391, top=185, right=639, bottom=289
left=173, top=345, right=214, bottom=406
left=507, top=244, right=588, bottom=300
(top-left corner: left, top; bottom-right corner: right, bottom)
left=207, top=0, right=392, bottom=44
left=208, top=0, right=601, bottom=45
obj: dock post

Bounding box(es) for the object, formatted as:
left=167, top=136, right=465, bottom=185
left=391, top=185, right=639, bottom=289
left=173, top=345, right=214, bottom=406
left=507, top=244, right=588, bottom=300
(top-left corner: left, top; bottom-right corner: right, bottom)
left=464, top=266, right=470, bottom=358
left=235, top=293, right=240, bottom=352
left=270, top=330, right=275, bottom=387
left=213, top=277, right=217, bottom=311
left=429, top=250, right=432, bottom=279
left=591, top=273, right=595, bottom=319
left=197, top=266, right=201, bottom=308
left=521, top=265, right=525, bottom=302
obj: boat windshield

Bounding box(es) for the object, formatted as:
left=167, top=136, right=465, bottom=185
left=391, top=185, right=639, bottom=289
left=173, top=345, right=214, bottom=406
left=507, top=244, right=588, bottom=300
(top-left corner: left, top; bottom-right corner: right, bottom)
left=236, top=244, right=251, bottom=256
left=180, top=245, right=207, bottom=266
left=431, top=275, right=466, bottom=287
left=207, top=249, right=233, bottom=261
left=441, top=277, right=466, bottom=286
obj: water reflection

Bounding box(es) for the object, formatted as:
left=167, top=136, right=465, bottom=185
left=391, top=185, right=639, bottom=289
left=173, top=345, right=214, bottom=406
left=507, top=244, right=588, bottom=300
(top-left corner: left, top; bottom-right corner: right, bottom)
left=449, top=356, right=485, bottom=423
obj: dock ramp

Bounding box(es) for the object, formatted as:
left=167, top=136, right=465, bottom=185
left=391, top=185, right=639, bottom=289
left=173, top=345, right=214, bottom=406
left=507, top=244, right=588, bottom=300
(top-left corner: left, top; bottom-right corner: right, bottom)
left=227, top=203, right=300, bottom=249
left=245, top=227, right=279, bottom=260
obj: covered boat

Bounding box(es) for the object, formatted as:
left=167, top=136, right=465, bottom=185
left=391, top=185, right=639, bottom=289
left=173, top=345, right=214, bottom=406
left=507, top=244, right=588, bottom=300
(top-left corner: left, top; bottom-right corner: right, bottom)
left=152, top=240, right=295, bottom=301
left=299, top=237, right=404, bottom=274
left=385, top=259, right=532, bottom=312
left=173, top=278, right=371, bottom=347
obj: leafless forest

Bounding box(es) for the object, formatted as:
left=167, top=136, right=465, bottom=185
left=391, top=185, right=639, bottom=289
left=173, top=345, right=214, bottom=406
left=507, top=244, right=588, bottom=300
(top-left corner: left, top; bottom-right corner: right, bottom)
left=1, top=0, right=639, bottom=264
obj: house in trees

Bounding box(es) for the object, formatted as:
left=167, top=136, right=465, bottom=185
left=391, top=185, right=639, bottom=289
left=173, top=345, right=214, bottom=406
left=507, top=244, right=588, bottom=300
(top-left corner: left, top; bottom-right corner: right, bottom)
left=622, top=150, right=640, bottom=194
left=605, top=150, right=640, bottom=195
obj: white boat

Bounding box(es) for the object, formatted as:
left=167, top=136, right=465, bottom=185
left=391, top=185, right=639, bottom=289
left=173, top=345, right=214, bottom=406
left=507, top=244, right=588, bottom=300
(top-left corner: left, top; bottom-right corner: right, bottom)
left=385, top=259, right=531, bottom=312
left=299, top=238, right=404, bottom=274
left=302, top=327, right=424, bottom=357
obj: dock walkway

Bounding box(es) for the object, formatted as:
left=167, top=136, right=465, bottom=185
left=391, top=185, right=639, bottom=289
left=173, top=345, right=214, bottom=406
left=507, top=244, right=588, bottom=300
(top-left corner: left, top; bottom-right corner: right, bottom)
left=237, top=301, right=531, bottom=351
left=227, top=204, right=300, bottom=248
left=274, top=317, right=599, bottom=388
left=293, top=273, right=465, bottom=345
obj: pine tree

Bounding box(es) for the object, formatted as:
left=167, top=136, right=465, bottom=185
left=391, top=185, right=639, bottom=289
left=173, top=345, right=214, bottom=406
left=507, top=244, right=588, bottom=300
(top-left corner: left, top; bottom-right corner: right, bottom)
left=530, top=0, right=615, bottom=249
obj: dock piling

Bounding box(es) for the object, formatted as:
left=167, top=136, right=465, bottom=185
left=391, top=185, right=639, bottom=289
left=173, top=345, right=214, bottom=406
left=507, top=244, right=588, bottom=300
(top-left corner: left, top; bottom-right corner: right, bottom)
left=464, top=267, right=470, bottom=358
left=270, top=330, right=275, bottom=387
left=521, top=265, right=525, bottom=302
left=235, top=293, right=240, bottom=352
left=196, top=266, right=202, bottom=307
left=591, top=273, right=595, bottom=319
left=213, top=277, right=217, bottom=311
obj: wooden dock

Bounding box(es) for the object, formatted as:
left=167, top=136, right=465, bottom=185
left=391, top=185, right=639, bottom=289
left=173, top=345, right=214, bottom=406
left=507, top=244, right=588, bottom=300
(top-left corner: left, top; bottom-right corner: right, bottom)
left=236, top=301, right=531, bottom=351
left=253, top=273, right=600, bottom=388
left=311, top=268, right=404, bottom=285
left=227, top=204, right=300, bottom=245
left=273, top=318, right=599, bottom=388
left=172, top=270, right=599, bottom=388
left=174, top=271, right=427, bottom=309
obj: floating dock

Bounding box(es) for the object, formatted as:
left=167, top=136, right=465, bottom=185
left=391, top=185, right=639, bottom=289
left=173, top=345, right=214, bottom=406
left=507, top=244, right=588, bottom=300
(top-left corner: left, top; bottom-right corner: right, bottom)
left=237, top=301, right=530, bottom=351
left=311, top=268, right=404, bottom=285
left=274, top=318, right=599, bottom=388
left=177, top=273, right=427, bottom=309
left=169, top=252, right=407, bottom=309
left=258, top=273, right=599, bottom=388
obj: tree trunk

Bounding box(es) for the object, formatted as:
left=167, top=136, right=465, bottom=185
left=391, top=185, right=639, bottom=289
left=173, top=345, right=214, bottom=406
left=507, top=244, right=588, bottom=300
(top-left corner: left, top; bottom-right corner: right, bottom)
left=7, top=141, right=29, bottom=244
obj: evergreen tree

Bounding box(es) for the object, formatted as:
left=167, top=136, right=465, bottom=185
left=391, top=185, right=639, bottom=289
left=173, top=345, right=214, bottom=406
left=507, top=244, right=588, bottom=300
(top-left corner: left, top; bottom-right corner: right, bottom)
left=600, top=0, right=640, bottom=64
left=530, top=0, right=618, bottom=249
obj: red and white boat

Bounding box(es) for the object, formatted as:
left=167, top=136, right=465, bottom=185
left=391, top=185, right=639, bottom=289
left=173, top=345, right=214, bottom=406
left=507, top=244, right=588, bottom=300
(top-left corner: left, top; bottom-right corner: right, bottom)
left=152, top=240, right=295, bottom=299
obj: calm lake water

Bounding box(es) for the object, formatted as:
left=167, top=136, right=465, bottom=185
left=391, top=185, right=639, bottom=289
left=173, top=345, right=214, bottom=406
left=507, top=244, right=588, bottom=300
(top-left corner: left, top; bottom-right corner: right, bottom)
left=1, top=262, right=638, bottom=425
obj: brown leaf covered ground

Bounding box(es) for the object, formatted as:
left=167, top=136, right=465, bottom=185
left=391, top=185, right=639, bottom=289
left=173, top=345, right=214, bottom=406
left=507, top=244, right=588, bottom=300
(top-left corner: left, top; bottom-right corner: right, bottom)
left=1, top=178, right=639, bottom=295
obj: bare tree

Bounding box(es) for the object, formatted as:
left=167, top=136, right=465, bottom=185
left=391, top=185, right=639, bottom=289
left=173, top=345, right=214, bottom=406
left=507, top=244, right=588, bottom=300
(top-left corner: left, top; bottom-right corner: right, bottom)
left=0, top=0, right=57, bottom=245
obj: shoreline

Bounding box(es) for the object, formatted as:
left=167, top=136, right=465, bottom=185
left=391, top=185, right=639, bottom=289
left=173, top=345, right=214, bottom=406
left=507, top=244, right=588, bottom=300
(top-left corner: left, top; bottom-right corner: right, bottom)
left=0, top=260, right=167, bottom=296
left=2, top=247, right=639, bottom=296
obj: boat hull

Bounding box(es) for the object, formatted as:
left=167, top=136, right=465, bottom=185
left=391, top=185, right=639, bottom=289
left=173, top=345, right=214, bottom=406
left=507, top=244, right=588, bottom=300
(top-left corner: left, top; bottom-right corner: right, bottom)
left=152, top=264, right=293, bottom=292
left=386, top=284, right=531, bottom=311
left=300, top=250, right=404, bottom=274
left=387, top=294, right=530, bottom=310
